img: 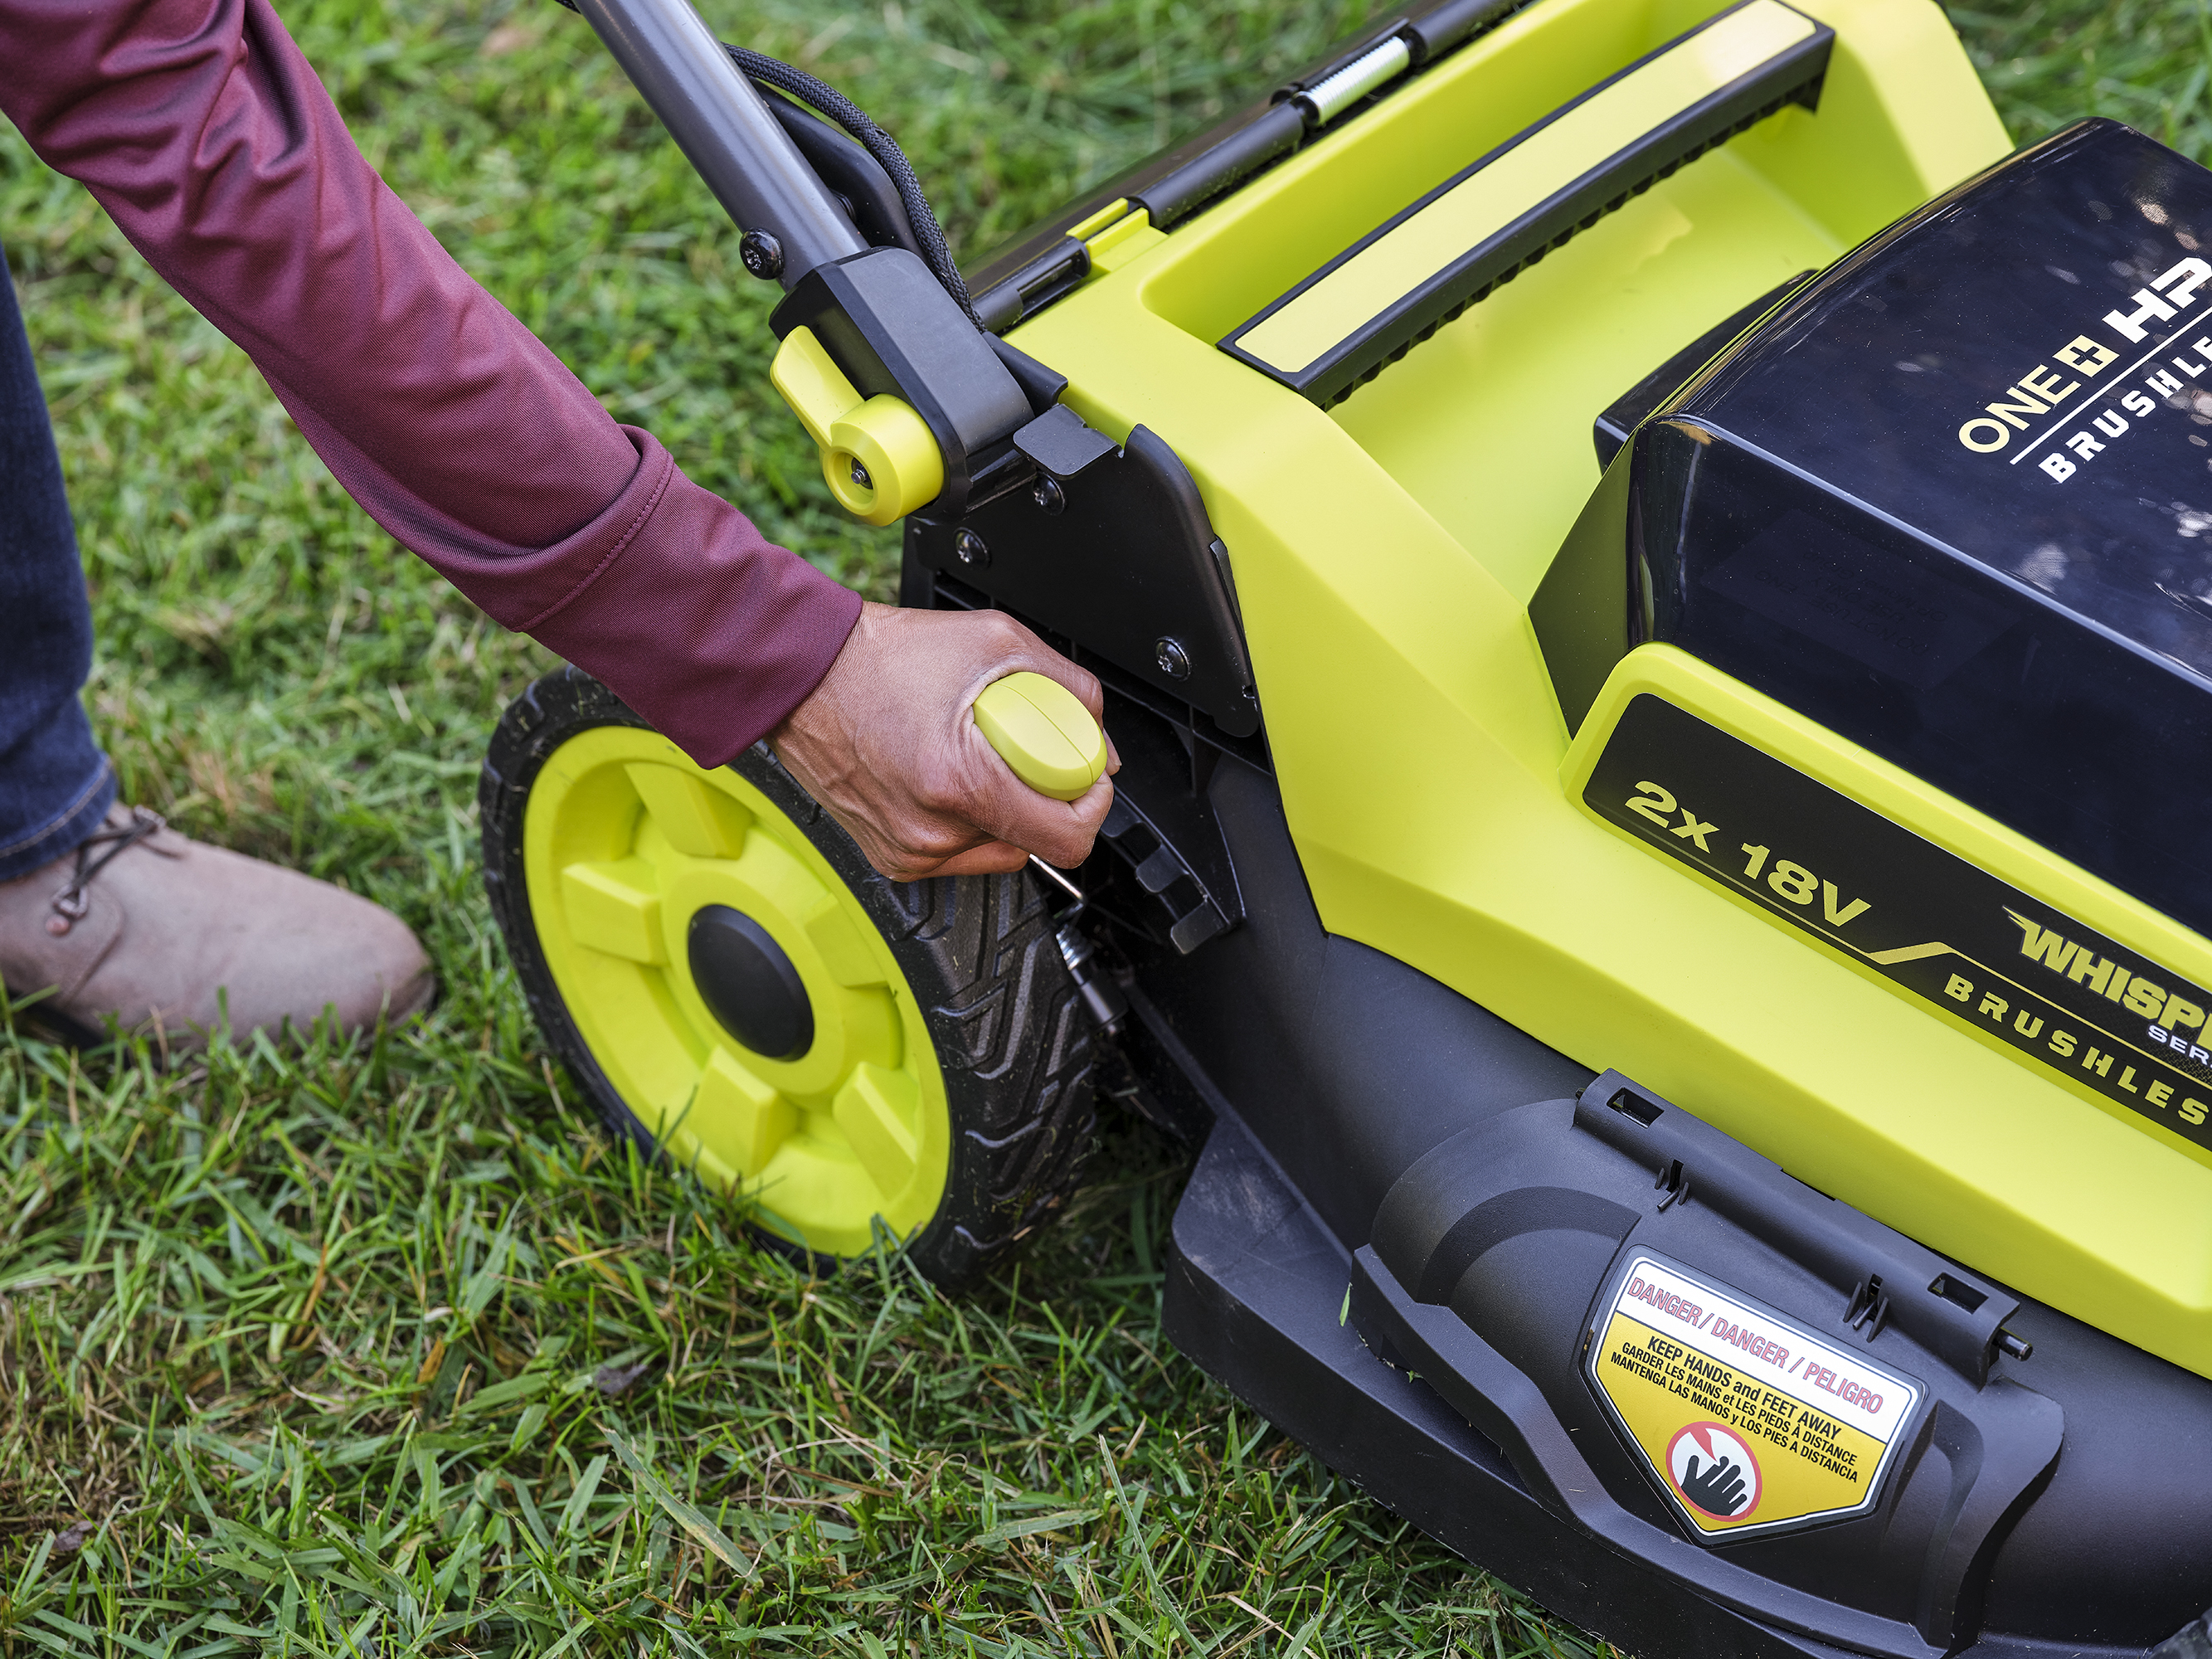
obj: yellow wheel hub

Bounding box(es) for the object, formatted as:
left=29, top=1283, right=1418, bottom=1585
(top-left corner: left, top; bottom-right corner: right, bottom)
left=523, top=727, right=949, bottom=1257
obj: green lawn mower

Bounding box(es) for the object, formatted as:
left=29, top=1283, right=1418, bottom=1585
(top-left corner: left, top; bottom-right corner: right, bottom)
left=478, top=0, right=2212, bottom=1649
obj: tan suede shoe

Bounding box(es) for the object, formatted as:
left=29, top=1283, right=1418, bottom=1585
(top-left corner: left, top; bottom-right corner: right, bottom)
left=0, top=805, right=434, bottom=1050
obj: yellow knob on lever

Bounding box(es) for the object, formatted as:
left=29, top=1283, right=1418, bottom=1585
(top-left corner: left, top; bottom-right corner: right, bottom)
left=972, top=673, right=1108, bottom=801
left=769, top=326, right=945, bottom=526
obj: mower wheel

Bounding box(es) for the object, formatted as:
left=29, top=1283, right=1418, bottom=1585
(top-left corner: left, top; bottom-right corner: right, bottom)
left=480, top=667, right=1095, bottom=1287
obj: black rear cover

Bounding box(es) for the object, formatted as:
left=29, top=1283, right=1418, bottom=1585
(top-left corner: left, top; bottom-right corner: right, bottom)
left=1591, top=120, right=2212, bottom=938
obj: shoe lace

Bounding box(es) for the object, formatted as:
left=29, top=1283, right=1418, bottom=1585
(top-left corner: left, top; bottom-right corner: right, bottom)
left=47, top=807, right=166, bottom=937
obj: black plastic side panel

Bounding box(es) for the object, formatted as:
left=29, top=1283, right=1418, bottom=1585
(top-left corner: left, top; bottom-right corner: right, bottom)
left=1162, top=1110, right=1851, bottom=1659
left=1168, top=1097, right=2212, bottom=1659
left=1125, top=761, right=1589, bottom=1244
left=1352, top=1078, right=2070, bottom=1654
left=910, top=426, right=1261, bottom=737
left=1530, top=442, right=1636, bottom=734
left=1141, top=759, right=2212, bottom=1655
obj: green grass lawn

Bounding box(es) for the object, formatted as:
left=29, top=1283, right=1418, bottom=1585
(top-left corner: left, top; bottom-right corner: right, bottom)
left=0, top=0, right=2184, bottom=1651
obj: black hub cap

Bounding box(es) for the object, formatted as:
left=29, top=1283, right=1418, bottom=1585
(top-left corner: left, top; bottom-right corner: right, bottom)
left=687, top=906, right=814, bottom=1061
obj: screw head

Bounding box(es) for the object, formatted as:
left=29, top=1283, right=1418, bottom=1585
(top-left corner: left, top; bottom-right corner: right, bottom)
left=1155, top=637, right=1192, bottom=680
left=739, top=229, right=785, bottom=280
left=848, top=458, right=873, bottom=490
left=955, top=528, right=990, bottom=568
left=1032, top=475, right=1066, bottom=516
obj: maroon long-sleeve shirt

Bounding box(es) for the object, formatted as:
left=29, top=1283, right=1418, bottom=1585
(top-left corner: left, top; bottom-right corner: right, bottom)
left=0, top=0, right=863, bottom=764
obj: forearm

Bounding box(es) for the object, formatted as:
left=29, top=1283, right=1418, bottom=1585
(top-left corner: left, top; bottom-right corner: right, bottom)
left=0, top=0, right=858, bottom=759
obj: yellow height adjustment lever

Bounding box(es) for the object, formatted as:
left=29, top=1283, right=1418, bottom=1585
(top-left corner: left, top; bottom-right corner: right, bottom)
left=769, top=326, right=945, bottom=526
left=973, top=673, right=1108, bottom=802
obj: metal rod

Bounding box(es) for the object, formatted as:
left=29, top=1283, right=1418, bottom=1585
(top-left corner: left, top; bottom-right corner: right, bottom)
left=571, top=0, right=867, bottom=285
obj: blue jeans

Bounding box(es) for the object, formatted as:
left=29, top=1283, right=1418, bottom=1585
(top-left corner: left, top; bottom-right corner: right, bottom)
left=0, top=248, right=115, bottom=883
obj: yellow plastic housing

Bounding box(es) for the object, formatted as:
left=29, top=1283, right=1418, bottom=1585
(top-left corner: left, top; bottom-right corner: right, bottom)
left=973, top=672, right=1108, bottom=800
left=980, top=0, right=2212, bottom=1374
left=770, top=327, right=944, bottom=525
left=1229, top=0, right=1821, bottom=377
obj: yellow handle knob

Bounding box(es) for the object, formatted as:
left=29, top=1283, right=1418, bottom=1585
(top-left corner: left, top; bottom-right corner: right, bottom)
left=973, top=673, right=1108, bottom=801
left=769, top=326, right=945, bottom=526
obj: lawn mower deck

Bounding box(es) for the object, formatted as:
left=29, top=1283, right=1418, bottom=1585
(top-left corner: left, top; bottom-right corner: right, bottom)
left=489, top=0, right=2212, bottom=1648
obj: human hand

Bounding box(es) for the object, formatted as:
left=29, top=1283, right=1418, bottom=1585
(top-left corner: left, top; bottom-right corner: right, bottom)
left=770, top=601, right=1118, bottom=880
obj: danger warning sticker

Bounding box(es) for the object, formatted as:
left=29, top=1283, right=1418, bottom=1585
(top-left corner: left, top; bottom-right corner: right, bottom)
left=1585, top=1252, right=1923, bottom=1540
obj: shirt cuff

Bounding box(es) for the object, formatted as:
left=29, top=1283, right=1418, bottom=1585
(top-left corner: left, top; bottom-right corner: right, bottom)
left=430, top=426, right=864, bottom=763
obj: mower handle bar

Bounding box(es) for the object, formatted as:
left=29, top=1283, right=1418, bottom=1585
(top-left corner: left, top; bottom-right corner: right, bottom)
left=570, top=0, right=868, bottom=285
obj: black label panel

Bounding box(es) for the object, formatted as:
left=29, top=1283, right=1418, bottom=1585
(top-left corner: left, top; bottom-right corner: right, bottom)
left=1586, top=695, right=2212, bottom=1151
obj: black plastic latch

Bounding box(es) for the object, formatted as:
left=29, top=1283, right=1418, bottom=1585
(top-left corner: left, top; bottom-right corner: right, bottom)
left=1013, top=406, right=1118, bottom=480
left=1574, top=1070, right=2021, bottom=1386
left=1098, top=793, right=1234, bottom=954
left=1845, top=1274, right=1892, bottom=1339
